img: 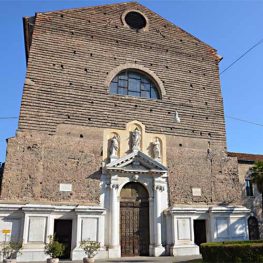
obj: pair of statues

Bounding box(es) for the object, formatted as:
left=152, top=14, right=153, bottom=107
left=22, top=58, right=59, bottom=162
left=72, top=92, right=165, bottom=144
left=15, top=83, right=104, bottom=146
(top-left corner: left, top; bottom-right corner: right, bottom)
left=109, top=129, right=141, bottom=158
left=109, top=128, right=161, bottom=160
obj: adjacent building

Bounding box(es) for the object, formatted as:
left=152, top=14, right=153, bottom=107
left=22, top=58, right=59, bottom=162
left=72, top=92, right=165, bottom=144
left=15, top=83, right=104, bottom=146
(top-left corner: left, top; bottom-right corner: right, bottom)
left=228, top=152, right=263, bottom=240
left=0, top=2, right=260, bottom=261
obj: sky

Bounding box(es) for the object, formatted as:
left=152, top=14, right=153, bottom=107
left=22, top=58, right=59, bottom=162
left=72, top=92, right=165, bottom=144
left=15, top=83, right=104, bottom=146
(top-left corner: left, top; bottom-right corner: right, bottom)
left=0, top=0, right=263, bottom=163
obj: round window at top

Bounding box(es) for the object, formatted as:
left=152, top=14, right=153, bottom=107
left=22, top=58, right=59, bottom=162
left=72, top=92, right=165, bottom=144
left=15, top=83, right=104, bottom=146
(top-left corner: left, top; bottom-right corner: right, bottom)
left=124, top=11, right=147, bottom=30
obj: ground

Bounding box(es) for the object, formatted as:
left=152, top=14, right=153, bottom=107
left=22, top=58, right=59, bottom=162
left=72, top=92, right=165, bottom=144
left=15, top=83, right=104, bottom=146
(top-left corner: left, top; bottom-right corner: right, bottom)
left=21, top=256, right=202, bottom=263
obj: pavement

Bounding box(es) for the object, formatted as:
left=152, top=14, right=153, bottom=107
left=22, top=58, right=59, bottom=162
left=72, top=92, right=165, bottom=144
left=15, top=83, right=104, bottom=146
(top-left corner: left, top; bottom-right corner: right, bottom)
left=95, top=255, right=202, bottom=262
left=32, top=256, right=202, bottom=263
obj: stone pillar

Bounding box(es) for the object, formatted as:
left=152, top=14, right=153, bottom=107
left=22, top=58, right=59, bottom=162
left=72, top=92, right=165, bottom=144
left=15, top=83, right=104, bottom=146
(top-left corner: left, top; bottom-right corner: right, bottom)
left=149, top=196, right=154, bottom=254
left=153, top=184, right=165, bottom=256
left=109, top=183, right=121, bottom=257
left=111, top=183, right=119, bottom=246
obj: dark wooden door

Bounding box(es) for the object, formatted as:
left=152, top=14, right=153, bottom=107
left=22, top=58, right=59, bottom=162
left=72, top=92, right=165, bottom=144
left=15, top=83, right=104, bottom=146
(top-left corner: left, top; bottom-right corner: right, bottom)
left=54, top=219, right=72, bottom=259
left=120, top=183, right=149, bottom=256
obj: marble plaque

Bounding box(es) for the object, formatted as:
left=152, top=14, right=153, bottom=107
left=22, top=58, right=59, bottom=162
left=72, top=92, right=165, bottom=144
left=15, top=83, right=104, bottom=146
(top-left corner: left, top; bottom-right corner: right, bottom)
left=81, top=218, right=98, bottom=241
left=59, top=183, right=72, bottom=192
left=28, top=217, right=47, bottom=242
left=216, top=218, right=229, bottom=238
left=230, top=218, right=246, bottom=238
left=192, top=188, right=202, bottom=196
left=177, top=218, right=191, bottom=240
left=0, top=218, right=21, bottom=242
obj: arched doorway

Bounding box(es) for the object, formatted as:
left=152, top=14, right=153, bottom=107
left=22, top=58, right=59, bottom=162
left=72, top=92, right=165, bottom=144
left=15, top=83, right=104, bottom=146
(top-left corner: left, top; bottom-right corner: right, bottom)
left=120, top=182, right=149, bottom=256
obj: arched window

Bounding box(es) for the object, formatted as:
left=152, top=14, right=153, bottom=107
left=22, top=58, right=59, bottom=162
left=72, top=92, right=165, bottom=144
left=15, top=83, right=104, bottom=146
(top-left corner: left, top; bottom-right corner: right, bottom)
left=109, top=70, right=160, bottom=99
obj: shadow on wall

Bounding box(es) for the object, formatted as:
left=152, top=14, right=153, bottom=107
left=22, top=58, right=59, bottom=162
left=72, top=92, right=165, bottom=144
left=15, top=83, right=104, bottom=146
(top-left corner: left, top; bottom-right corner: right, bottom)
left=0, top=162, right=4, bottom=194
left=86, top=168, right=101, bottom=180
left=217, top=201, right=236, bottom=206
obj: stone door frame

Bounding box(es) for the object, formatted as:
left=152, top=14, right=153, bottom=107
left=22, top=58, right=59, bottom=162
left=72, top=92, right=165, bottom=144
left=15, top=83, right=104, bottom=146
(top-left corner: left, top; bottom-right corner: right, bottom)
left=120, top=182, right=150, bottom=256
left=103, top=172, right=168, bottom=258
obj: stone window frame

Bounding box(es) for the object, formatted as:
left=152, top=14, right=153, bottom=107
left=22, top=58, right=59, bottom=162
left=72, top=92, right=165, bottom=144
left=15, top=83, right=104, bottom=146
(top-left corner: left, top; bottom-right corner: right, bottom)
left=105, top=63, right=166, bottom=99
left=245, top=178, right=254, bottom=197
left=109, top=70, right=160, bottom=99
left=121, top=9, right=149, bottom=32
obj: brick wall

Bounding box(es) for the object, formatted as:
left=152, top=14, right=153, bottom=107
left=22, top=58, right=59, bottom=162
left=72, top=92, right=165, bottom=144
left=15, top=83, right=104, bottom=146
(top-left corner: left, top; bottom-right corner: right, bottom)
left=1, top=127, right=102, bottom=204
left=1, top=126, right=242, bottom=205
left=20, top=2, right=225, bottom=142
left=167, top=135, right=242, bottom=206
left=1, top=2, right=239, bottom=205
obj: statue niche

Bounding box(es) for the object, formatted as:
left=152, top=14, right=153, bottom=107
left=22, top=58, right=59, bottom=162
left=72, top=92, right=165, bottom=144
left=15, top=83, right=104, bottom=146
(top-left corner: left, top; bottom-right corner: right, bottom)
left=131, top=128, right=141, bottom=151
left=152, top=138, right=161, bottom=162
left=109, top=134, right=119, bottom=160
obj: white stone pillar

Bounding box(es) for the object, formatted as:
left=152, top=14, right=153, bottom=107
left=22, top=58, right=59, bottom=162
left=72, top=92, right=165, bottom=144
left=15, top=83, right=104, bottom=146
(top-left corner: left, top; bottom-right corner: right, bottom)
left=149, top=196, right=154, bottom=255
left=109, top=183, right=121, bottom=258
left=153, top=184, right=165, bottom=256
left=155, top=186, right=162, bottom=246
left=22, top=214, right=29, bottom=245
left=111, top=183, right=118, bottom=246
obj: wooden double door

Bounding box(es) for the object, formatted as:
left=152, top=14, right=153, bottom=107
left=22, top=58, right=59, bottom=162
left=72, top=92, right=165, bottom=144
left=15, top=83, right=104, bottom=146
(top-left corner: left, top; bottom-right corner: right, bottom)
left=120, top=182, right=149, bottom=256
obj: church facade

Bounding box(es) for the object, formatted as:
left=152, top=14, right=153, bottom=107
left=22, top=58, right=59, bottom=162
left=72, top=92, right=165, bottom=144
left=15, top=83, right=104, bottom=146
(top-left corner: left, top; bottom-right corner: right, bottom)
left=0, top=2, right=251, bottom=261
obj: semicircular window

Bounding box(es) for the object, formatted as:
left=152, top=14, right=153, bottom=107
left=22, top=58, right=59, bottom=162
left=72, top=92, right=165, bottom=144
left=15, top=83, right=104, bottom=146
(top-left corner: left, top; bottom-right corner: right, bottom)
left=109, top=70, right=160, bottom=99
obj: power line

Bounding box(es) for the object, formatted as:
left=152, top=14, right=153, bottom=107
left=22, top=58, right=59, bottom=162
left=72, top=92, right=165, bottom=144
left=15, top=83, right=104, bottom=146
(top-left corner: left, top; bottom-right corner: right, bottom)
left=0, top=117, right=18, bottom=120
left=220, top=38, right=263, bottom=76
left=1, top=115, right=263, bottom=128
left=225, top=115, right=263, bottom=127
left=1, top=40, right=262, bottom=128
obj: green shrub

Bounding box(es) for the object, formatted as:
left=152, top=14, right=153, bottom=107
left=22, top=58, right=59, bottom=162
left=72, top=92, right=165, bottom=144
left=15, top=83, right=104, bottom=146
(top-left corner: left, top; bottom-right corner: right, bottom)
left=0, top=240, right=23, bottom=259
left=80, top=239, right=100, bottom=258
left=200, top=240, right=263, bottom=263
left=44, top=235, right=65, bottom=258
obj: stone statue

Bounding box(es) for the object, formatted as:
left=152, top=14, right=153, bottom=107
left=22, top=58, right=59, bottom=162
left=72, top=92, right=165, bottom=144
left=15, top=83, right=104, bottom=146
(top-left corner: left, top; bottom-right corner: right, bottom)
left=132, top=128, right=141, bottom=151
left=175, top=111, right=181, bottom=123
left=110, top=135, right=119, bottom=158
left=152, top=138, right=161, bottom=160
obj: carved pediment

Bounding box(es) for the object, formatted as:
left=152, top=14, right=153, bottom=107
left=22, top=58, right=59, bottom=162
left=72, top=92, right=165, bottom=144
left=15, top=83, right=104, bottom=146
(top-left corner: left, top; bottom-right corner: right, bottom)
left=106, top=151, right=167, bottom=175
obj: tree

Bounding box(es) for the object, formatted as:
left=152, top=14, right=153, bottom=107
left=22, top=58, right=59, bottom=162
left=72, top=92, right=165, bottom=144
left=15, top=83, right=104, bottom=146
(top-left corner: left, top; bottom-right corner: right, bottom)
left=250, top=161, right=263, bottom=216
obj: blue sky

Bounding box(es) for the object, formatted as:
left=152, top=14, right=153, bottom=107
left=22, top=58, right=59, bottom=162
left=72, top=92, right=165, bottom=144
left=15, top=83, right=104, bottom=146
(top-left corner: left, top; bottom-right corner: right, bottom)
left=0, top=0, right=262, bottom=163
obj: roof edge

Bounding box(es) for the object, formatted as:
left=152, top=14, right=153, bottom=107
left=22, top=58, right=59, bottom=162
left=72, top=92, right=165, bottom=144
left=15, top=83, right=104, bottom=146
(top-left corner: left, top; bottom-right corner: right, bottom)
left=35, top=1, right=136, bottom=15
left=228, top=151, right=263, bottom=162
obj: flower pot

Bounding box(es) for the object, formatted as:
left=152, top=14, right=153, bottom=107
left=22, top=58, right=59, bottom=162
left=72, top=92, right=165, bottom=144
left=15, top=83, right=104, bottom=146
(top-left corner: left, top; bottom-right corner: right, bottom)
left=47, top=258, right=59, bottom=263
left=3, top=259, right=16, bottom=263
left=83, top=257, right=95, bottom=263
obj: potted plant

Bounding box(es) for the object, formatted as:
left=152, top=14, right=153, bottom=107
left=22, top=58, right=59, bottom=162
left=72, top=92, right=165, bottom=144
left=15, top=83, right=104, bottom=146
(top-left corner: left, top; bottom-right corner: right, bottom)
left=80, top=239, right=100, bottom=263
left=0, top=240, right=23, bottom=263
left=44, top=235, right=65, bottom=263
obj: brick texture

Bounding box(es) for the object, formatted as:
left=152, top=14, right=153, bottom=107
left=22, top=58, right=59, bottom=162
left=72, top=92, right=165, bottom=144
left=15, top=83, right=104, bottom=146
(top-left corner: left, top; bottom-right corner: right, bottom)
left=1, top=127, right=102, bottom=204
left=20, top=2, right=225, bottom=142
left=167, top=136, right=242, bottom=206
left=1, top=2, right=242, bottom=206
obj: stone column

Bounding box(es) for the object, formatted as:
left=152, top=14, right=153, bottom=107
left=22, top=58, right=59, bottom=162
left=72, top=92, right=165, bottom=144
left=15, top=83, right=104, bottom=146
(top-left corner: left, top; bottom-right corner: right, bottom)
left=153, top=184, right=165, bottom=256
left=109, top=183, right=121, bottom=257
left=149, top=196, right=154, bottom=254
left=111, top=183, right=119, bottom=246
